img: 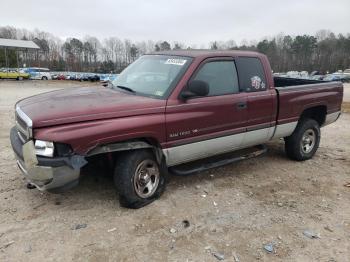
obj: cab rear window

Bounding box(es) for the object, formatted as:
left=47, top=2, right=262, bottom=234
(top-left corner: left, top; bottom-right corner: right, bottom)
left=236, top=57, right=267, bottom=92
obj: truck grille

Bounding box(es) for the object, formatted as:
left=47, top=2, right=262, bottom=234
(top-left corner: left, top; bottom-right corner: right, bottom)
left=15, top=105, right=32, bottom=143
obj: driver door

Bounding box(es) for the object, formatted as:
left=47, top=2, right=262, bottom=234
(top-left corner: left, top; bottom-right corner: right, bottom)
left=164, top=58, right=248, bottom=166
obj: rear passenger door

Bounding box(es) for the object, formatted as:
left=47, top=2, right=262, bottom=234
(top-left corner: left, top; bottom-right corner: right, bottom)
left=235, top=57, right=275, bottom=146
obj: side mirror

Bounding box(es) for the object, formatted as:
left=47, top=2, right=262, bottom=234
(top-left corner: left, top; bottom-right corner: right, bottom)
left=181, top=80, right=209, bottom=99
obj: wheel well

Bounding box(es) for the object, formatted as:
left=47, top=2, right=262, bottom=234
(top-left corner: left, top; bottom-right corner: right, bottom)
left=132, top=137, right=164, bottom=163
left=87, top=137, right=164, bottom=163
left=84, top=138, right=165, bottom=176
left=300, top=106, right=327, bottom=126
left=141, top=137, right=162, bottom=149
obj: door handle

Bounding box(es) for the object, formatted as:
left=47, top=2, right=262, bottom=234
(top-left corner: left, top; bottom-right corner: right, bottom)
left=236, top=101, right=247, bottom=110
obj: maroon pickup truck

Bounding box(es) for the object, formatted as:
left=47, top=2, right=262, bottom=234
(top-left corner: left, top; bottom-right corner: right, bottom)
left=10, top=50, right=343, bottom=208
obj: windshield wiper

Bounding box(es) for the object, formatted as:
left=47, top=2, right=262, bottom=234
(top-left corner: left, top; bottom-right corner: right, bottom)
left=114, top=85, right=136, bottom=93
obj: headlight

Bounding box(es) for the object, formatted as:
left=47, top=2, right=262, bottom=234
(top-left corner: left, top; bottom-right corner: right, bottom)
left=35, top=140, right=54, bottom=157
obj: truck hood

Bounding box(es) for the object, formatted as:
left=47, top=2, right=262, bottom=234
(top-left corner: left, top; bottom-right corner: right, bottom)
left=17, top=86, right=166, bottom=128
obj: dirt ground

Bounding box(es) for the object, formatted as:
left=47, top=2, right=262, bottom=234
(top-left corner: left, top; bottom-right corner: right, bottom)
left=0, top=80, right=349, bottom=262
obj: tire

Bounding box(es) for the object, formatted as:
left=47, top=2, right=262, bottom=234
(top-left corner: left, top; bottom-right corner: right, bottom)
left=42, top=76, right=48, bottom=80
left=285, top=118, right=320, bottom=161
left=114, top=149, right=166, bottom=209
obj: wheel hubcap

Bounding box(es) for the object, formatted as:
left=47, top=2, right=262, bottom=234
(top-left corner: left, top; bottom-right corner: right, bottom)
left=301, top=129, right=316, bottom=154
left=133, top=159, right=160, bottom=198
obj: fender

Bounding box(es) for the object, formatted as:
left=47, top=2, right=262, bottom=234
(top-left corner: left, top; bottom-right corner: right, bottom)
left=87, top=140, right=164, bottom=164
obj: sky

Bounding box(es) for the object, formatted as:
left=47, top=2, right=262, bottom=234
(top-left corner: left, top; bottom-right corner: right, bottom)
left=1, top=0, right=349, bottom=46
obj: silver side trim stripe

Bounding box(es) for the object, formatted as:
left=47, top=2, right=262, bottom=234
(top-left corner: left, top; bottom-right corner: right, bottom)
left=164, top=131, right=246, bottom=166
left=163, top=122, right=298, bottom=167
left=323, top=111, right=341, bottom=127
left=163, top=110, right=340, bottom=167
left=272, top=122, right=298, bottom=139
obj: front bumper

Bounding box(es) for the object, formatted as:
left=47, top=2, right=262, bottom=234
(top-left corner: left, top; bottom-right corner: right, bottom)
left=10, top=127, right=87, bottom=192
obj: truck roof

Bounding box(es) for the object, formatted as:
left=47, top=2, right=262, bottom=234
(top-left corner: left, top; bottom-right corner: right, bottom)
left=149, top=49, right=263, bottom=58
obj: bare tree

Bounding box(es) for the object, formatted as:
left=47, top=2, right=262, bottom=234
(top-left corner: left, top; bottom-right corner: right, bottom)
left=1, top=26, right=350, bottom=74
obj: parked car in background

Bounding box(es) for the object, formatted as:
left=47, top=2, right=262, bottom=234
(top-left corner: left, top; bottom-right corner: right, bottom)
left=109, top=74, right=118, bottom=82
left=100, top=74, right=119, bottom=83
left=69, top=74, right=77, bottom=80
left=49, top=72, right=113, bottom=82
left=332, top=73, right=350, bottom=83
left=273, top=72, right=287, bottom=78
left=324, top=74, right=350, bottom=83
left=88, top=74, right=100, bottom=82
left=323, top=74, right=340, bottom=81
left=0, top=68, right=30, bottom=80
left=310, top=75, right=324, bottom=80
left=57, top=74, right=66, bottom=80
left=286, top=71, right=309, bottom=79
left=75, top=74, right=82, bottom=81
left=99, top=74, right=109, bottom=82
left=25, top=67, right=51, bottom=80
left=79, top=73, right=90, bottom=81
left=79, top=73, right=100, bottom=82
left=343, top=75, right=350, bottom=83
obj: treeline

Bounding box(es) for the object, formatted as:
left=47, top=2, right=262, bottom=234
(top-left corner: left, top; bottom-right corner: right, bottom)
left=1, top=26, right=349, bottom=73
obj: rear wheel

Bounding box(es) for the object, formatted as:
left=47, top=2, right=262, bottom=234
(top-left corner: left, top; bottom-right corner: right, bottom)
left=285, top=118, right=320, bottom=161
left=114, top=150, right=166, bottom=209
left=42, top=76, right=48, bottom=80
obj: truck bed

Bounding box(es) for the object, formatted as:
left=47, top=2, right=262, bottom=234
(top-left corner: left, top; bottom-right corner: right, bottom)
left=274, top=77, right=343, bottom=126
left=274, top=76, right=324, bottom=87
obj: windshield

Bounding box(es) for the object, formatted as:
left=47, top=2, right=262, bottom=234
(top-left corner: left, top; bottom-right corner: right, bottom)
left=111, top=55, right=192, bottom=98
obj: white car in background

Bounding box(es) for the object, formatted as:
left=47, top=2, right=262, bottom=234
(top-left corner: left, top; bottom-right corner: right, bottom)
left=26, top=67, right=52, bottom=80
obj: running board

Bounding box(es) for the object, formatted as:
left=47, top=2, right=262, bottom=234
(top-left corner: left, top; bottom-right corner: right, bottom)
left=169, top=145, right=267, bottom=176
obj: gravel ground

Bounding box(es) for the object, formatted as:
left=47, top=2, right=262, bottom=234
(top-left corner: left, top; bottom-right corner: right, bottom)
left=0, top=80, right=349, bottom=262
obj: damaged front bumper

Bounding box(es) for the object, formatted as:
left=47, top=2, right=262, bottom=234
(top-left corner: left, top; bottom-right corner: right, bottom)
left=10, top=127, right=87, bottom=192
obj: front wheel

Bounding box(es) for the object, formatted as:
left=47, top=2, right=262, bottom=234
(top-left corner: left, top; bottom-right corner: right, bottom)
left=285, top=118, right=320, bottom=161
left=42, top=76, right=48, bottom=80
left=114, top=150, right=166, bottom=209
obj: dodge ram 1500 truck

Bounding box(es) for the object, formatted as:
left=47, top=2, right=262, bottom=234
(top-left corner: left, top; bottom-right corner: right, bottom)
left=10, top=50, right=343, bottom=208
